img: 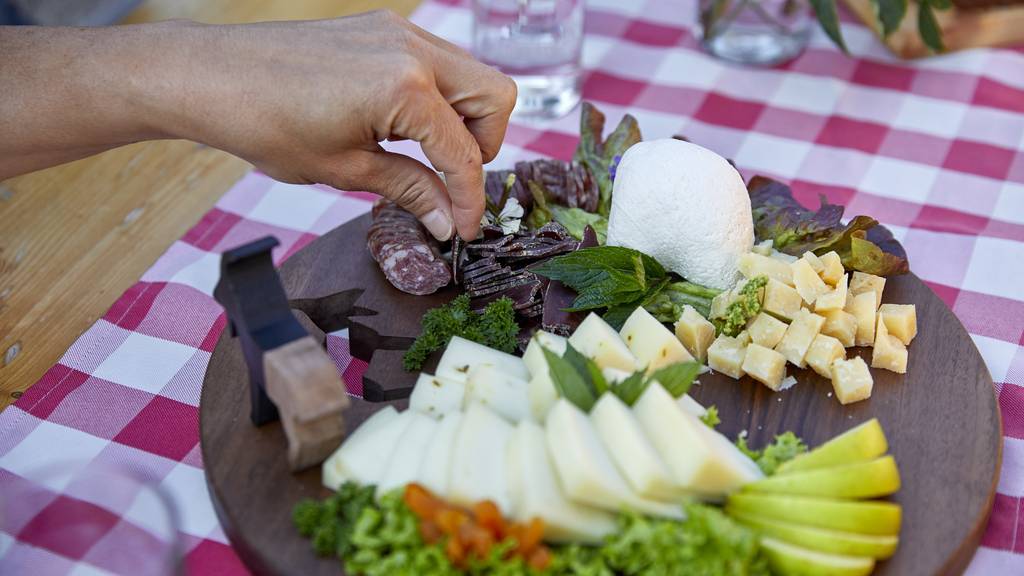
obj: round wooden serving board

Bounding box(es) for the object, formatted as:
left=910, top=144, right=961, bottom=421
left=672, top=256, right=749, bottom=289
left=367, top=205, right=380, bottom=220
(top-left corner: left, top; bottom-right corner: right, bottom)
left=201, top=212, right=1002, bottom=576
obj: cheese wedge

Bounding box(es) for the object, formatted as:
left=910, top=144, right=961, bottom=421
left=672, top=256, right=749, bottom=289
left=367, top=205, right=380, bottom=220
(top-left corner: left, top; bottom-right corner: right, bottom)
left=742, top=343, right=787, bottom=391
left=792, top=258, right=830, bottom=305
left=324, top=409, right=411, bottom=489
left=409, top=373, right=466, bottom=418
left=850, top=272, right=886, bottom=310
left=848, top=292, right=877, bottom=347
left=466, top=364, right=532, bottom=423
left=417, top=412, right=463, bottom=496
left=448, top=403, right=514, bottom=514
left=620, top=306, right=694, bottom=372
left=819, top=252, right=845, bottom=286
left=376, top=412, right=439, bottom=498
left=322, top=406, right=399, bottom=490
left=569, top=313, right=639, bottom=372
left=674, top=305, right=716, bottom=362
left=523, top=331, right=569, bottom=422
left=739, top=252, right=794, bottom=286
left=436, top=336, right=529, bottom=383
left=774, top=309, right=825, bottom=368
left=878, top=304, right=917, bottom=346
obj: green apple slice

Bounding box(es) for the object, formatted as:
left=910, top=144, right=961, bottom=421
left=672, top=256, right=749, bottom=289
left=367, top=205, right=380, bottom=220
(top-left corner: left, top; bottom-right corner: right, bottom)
left=776, top=419, right=887, bottom=475
left=732, top=511, right=898, bottom=559
left=744, top=456, right=900, bottom=499
left=761, top=537, right=875, bottom=576
left=727, top=493, right=901, bottom=536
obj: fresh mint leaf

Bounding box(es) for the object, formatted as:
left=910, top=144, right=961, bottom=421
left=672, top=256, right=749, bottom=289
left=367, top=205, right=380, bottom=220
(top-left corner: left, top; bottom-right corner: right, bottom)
left=809, top=0, right=848, bottom=53
left=875, top=0, right=907, bottom=36
left=917, top=0, right=944, bottom=52
left=700, top=406, right=721, bottom=428
left=530, top=246, right=666, bottom=312
left=542, top=345, right=596, bottom=412
left=613, top=370, right=650, bottom=406
left=648, top=362, right=702, bottom=398
left=563, top=343, right=610, bottom=398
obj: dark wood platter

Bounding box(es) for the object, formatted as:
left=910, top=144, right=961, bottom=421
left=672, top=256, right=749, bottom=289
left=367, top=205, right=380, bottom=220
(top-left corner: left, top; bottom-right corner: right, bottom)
left=200, top=212, right=1002, bottom=576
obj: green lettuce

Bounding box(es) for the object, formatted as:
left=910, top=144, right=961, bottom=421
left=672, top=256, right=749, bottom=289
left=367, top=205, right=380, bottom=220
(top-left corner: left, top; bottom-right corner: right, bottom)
left=736, top=431, right=809, bottom=476
left=575, top=102, right=642, bottom=217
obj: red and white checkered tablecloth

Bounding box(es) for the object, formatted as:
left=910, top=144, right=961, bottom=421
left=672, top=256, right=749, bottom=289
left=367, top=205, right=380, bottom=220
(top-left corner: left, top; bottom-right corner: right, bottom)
left=2, top=0, right=1024, bottom=574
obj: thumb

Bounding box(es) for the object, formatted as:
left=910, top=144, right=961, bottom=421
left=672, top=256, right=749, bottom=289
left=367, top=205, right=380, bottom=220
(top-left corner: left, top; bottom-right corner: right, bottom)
left=323, top=148, right=456, bottom=241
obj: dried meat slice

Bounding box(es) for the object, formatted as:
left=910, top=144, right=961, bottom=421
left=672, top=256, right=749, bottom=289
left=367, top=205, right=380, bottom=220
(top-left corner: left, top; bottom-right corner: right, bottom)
left=367, top=200, right=450, bottom=295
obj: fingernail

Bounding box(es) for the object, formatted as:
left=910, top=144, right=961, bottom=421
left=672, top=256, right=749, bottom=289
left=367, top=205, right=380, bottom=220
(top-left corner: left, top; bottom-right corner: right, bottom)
left=422, top=209, right=453, bottom=241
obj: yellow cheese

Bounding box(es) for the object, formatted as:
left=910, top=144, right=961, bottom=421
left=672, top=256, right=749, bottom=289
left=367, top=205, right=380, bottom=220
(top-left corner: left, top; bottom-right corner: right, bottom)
left=774, top=309, right=825, bottom=368
left=849, top=291, right=877, bottom=347
left=814, top=273, right=848, bottom=312
left=820, top=309, right=857, bottom=348
left=748, top=313, right=788, bottom=349
left=805, top=334, right=845, bottom=379
left=878, top=304, right=917, bottom=346
left=818, top=251, right=845, bottom=286
left=830, top=356, right=874, bottom=405
left=674, top=305, right=716, bottom=362
left=741, top=343, right=788, bottom=390
left=620, top=306, right=694, bottom=372
left=791, top=258, right=830, bottom=305
left=802, top=251, right=825, bottom=274
left=871, top=319, right=908, bottom=374
left=850, top=272, right=886, bottom=310
left=707, top=332, right=749, bottom=380
left=738, top=252, right=794, bottom=286
left=762, top=278, right=803, bottom=322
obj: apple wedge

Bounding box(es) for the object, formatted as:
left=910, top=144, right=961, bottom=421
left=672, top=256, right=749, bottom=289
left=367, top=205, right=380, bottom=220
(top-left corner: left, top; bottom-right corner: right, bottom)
left=761, top=537, right=875, bottom=576
left=731, top=511, right=898, bottom=559
left=726, top=493, right=901, bottom=536
left=744, top=456, right=900, bottom=499
left=776, top=418, right=887, bottom=475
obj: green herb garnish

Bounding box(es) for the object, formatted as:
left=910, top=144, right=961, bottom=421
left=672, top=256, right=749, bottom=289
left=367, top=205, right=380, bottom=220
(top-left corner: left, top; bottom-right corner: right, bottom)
left=402, top=295, right=519, bottom=371
left=293, top=482, right=376, bottom=558
left=647, top=362, right=702, bottom=398
left=530, top=246, right=665, bottom=313
left=542, top=345, right=598, bottom=412
left=575, top=102, right=641, bottom=218
left=735, top=431, right=809, bottom=476
left=711, top=276, right=767, bottom=337
left=700, top=406, right=721, bottom=429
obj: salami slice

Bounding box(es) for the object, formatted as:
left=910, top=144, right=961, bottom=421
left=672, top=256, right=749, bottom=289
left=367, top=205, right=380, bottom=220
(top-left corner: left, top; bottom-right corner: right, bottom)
left=367, top=200, right=451, bottom=295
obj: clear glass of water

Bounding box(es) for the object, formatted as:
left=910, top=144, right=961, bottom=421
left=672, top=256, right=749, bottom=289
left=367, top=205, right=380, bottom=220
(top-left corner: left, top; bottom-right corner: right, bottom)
left=699, top=0, right=812, bottom=67
left=473, top=0, right=585, bottom=120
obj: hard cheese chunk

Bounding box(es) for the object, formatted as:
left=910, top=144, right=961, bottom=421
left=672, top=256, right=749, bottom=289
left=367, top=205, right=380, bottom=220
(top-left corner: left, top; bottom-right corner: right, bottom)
left=848, top=292, right=877, bottom=347
left=831, top=356, right=874, bottom=405
left=872, top=319, right=908, bottom=374
left=506, top=421, right=616, bottom=543
left=850, top=272, right=886, bottom=310
left=878, top=304, right=917, bottom=346
left=814, top=273, right=848, bottom=313
left=820, top=309, right=857, bottom=348
left=818, top=251, right=845, bottom=286
left=466, top=364, right=531, bottom=423
left=763, top=278, right=803, bottom=322
left=805, top=334, right=845, bottom=379
left=674, top=305, right=716, bottom=362
left=739, top=252, right=794, bottom=286
left=545, top=400, right=682, bottom=518
left=436, top=336, right=529, bottom=384
left=635, top=383, right=762, bottom=496
left=802, top=251, right=825, bottom=274
left=742, top=343, right=788, bottom=391
left=409, top=373, right=466, bottom=418
left=417, top=412, right=463, bottom=496
left=590, top=394, right=681, bottom=500
left=324, top=409, right=411, bottom=489
left=708, top=332, right=750, bottom=379
left=376, top=412, right=439, bottom=498
left=569, top=313, right=639, bottom=373
left=448, top=403, right=514, bottom=514
left=322, top=406, right=399, bottom=490
left=791, top=258, right=830, bottom=305
left=748, top=313, right=788, bottom=349
left=620, top=306, right=694, bottom=372
left=774, top=310, right=825, bottom=368
left=523, top=331, right=568, bottom=421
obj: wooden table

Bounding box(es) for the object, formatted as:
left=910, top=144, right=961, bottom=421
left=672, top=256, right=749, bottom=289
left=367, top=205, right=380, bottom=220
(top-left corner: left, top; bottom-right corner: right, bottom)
left=0, top=0, right=419, bottom=410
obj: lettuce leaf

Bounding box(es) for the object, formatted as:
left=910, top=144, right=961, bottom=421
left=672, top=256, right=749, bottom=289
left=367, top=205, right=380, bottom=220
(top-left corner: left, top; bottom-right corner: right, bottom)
left=575, top=102, right=642, bottom=217
left=748, top=176, right=909, bottom=276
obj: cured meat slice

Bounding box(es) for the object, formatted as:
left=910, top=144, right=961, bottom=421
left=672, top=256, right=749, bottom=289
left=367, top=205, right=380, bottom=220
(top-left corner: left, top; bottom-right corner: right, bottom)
left=367, top=200, right=451, bottom=296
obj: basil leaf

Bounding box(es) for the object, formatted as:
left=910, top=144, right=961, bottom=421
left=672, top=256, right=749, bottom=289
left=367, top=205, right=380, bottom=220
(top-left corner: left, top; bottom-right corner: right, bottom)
left=917, top=0, right=944, bottom=53
left=875, top=0, right=907, bottom=36
left=809, top=0, right=848, bottom=53
left=648, top=362, right=703, bottom=398
left=542, top=345, right=596, bottom=412
left=613, top=370, right=651, bottom=406
left=563, top=343, right=609, bottom=398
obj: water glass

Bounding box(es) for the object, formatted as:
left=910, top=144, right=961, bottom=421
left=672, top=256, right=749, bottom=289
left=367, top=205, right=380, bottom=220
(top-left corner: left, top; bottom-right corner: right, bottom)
left=472, top=0, right=585, bottom=120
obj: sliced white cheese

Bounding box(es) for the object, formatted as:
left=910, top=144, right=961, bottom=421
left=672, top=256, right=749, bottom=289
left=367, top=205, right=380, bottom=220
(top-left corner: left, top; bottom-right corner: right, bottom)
left=634, top=383, right=762, bottom=497
left=619, top=306, right=694, bottom=372
left=322, top=406, right=399, bottom=490
left=376, top=413, right=439, bottom=498
left=409, top=373, right=466, bottom=419
left=523, top=331, right=569, bottom=422
left=590, top=394, right=683, bottom=501
left=677, top=394, right=707, bottom=417
left=568, top=313, right=639, bottom=373
left=417, top=411, right=463, bottom=496
left=436, top=336, right=529, bottom=384
left=507, top=420, right=617, bottom=543
left=448, top=402, right=514, bottom=515
left=545, top=399, right=683, bottom=518
left=324, top=409, right=412, bottom=490
left=465, top=364, right=532, bottom=423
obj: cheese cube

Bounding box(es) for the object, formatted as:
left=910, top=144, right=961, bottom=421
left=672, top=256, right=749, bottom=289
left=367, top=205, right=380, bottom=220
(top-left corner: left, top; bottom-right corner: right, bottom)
left=762, top=278, right=803, bottom=322
left=774, top=309, right=826, bottom=368
left=741, top=343, right=788, bottom=390
left=850, top=272, right=886, bottom=310
left=707, top=333, right=749, bottom=379
left=849, top=291, right=877, bottom=347
left=620, top=306, right=694, bottom=372
left=805, top=334, right=845, bottom=379
left=748, top=313, right=788, bottom=349
left=569, top=313, right=639, bottom=373
left=878, top=304, right=917, bottom=346
left=769, top=250, right=799, bottom=264
left=674, top=305, right=716, bottom=362
left=791, top=258, right=830, bottom=305
left=739, top=252, right=794, bottom=286
left=818, top=252, right=845, bottom=286
left=820, top=309, right=857, bottom=348
left=814, top=273, right=848, bottom=312
left=871, top=319, right=908, bottom=374
left=752, top=239, right=774, bottom=256
left=830, top=356, right=874, bottom=405
left=802, top=251, right=825, bottom=274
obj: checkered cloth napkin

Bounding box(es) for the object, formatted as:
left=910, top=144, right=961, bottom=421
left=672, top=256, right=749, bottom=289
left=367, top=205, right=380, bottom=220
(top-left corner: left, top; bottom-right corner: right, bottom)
left=2, top=0, right=1024, bottom=574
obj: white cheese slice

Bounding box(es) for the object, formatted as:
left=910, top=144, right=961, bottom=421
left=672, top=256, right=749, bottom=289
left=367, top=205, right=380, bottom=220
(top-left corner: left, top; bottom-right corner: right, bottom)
left=619, top=306, right=694, bottom=372
left=417, top=411, right=463, bottom=496
left=375, top=412, right=439, bottom=498
left=677, top=394, right=707, bottom=417
left=409, top=373, right=466, bottom=419
left=324, top=409, right=412, bottom=490
left=569, top=313, right=639, bottom=373
left=322, top=406, right=399, bottom=490
left=523, top=331, right=569, bottom=422
left=466, top=364, right=532, bottom=423
left=448, top=402, right=514, bottom=514
left=436, top=336, right=529, bottom=384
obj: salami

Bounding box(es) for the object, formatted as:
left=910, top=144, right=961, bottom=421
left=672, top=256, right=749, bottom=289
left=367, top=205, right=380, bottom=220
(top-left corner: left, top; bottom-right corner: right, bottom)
left=367, top=200, right=451, bottom=295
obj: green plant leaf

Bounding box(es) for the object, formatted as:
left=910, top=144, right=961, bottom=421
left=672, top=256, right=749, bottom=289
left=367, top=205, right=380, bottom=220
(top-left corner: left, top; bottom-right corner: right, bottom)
left=700, top=406, right=721, bottom=428
left=530, top=246, right=667, bottom=312
left=917, top=0, right=944, bottom=53
left=875, top=0, right=907, bottom=36
left=612, top=370, right=650, bottom=406
left=563, top=343, right=610, bottom=398
left=542, top=345, right=596, bottom=412
left=524, top=181, right=553, bottom=229
left=808, top=0, right=848, bottom=53
left=648, top=362, right=703, bottom=398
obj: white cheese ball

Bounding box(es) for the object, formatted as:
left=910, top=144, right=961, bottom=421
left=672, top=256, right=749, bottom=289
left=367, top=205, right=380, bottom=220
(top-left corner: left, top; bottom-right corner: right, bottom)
left=607, top=139, right=753, bottom=290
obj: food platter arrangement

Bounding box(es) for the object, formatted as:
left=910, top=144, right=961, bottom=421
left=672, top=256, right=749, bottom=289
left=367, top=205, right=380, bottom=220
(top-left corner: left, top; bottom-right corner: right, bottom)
left=200, top=103, right=1002, bottom=576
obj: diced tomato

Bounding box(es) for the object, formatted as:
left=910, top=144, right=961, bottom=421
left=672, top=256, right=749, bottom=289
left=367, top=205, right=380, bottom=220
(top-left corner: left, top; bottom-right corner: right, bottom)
left=472, top=500, right=506, bottom=539
left=436, top=508, right=469, bottom=536
left=460, top=523, right=495, bottom=559
left=515, top=518, right=545, bottom=556
left=418, top=519, right=443, bottom=545
left=527, top=546, right=553, bottom=571
left=445, top=535, right=467, bottom=568
left=403, top=483, right=441, bottom=519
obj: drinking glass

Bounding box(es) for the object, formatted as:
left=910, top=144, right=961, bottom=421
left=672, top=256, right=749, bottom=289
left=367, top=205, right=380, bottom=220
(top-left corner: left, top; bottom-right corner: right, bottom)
left=472, top=0, right=585, bottom=120
left=699, top=0, right=812, bottom=66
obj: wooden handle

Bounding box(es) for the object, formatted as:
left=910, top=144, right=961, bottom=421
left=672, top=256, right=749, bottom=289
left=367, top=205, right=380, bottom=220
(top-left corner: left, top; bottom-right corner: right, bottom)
left=263, top=336, right=350, bottom=471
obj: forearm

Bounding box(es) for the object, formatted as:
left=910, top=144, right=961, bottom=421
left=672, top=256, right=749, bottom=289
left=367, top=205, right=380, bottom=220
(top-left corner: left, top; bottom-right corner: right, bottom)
left=0, top=22, right=191, bottom=180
